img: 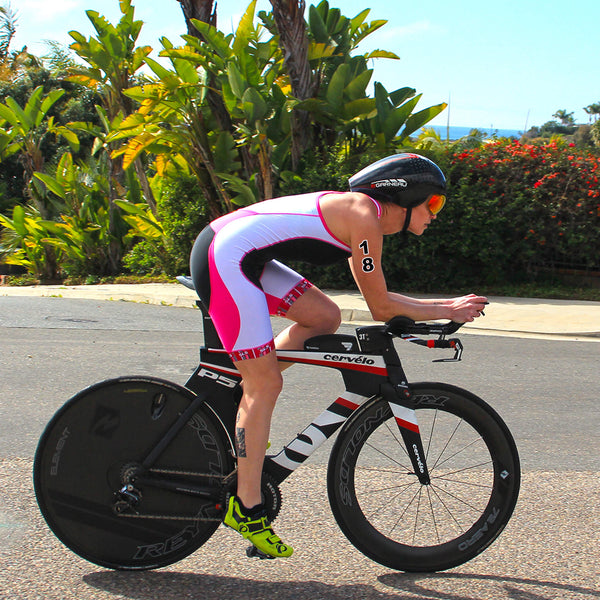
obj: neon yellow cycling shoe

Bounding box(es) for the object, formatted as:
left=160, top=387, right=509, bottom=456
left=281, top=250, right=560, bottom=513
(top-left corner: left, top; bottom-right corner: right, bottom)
left=223, top=496, right=293, bottom=558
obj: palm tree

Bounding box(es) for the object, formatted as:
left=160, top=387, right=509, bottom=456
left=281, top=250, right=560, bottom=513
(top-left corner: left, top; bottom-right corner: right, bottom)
left=583, top=102, right=600, bottom=123
left=0, top=3, right=16, bottom=60
left=552, top=109, right=575, bottom=126
left=177, top=0, right=216, bottom=33
left=0, top=4, right=39, bottom=82
left=176, top=0, right=231, bottom=135
left=269, top=0, right=314, bottom=168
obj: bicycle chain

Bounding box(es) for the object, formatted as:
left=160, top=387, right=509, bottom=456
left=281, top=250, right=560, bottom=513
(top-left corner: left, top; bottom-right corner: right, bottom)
left=116, top=512, right=221, bottom=522
left=148, top=468, right=228, bottom=481
left=114, top=468, right=282, bottom=523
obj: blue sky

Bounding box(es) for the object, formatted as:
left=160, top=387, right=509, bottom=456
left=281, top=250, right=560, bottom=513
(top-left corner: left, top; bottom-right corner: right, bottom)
left=9, top=0, right=600, bottom=131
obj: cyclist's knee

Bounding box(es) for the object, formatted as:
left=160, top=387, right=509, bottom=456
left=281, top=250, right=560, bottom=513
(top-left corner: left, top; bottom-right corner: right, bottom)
left=286, top=287, right=340, bottom=334
left=237, top=360, right=284, bottom=402
left=314, top=298, right=342, bottom=333
left=250, top=372, right=283, bottom=400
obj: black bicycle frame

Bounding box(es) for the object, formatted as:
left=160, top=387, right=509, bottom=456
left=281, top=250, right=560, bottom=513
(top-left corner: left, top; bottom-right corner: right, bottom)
left=183, top=304, right=431, bottom=486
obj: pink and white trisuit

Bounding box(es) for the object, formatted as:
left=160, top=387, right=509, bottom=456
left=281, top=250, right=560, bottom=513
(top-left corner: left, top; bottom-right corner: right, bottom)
left=189, top=191, right=381, bottom=361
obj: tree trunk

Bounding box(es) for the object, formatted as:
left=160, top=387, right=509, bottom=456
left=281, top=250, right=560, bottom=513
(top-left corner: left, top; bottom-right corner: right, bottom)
left=133, top=157, right=158, bottom=215
left=177, top=0, right=216, bottom=34
left=177, top=0, right=271, bottom=205
left=269, top=0, right=314, bottom=169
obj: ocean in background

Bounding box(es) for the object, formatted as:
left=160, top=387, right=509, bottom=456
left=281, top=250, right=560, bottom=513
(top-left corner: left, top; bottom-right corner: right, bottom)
left=419, top=125, right=523, bottom=140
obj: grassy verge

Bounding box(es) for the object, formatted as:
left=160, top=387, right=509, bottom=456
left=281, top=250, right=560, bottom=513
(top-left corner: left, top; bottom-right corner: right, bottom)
left=2, top=274, right=177, bottom=286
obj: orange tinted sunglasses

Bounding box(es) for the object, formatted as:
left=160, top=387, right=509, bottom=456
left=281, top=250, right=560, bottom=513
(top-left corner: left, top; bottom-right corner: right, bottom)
left=427, top=193, right=446, bottom=215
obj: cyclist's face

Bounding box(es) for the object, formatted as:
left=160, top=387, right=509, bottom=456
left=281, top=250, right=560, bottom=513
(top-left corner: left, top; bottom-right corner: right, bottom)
left=407, top=202, right=436, bottom=235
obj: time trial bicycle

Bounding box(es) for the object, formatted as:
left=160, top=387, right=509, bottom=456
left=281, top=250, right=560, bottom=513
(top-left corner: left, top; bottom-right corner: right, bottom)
left=34, top=277, right=520, bottom=573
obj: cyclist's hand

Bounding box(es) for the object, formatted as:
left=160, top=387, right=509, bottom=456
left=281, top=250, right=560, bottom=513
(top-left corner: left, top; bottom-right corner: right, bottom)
left=446, top=294, right=488, bottom=322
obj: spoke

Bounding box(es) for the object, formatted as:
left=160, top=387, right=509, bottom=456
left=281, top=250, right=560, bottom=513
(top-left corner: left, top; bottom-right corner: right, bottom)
left=432, top=475, right=492, bottom=490
left=383, top=417, right=411, bottom=461
left=363, top=480, right=420, bottom=521
left=430, top=436, right=486, bottom=474
left=433, top=459, right=492, bottom=476
left=430, top=459, right=493, bottom=488
left=388, top=485, right=423, bottom=538
left=427, top=483, right=464, bottom=530
left=429, top=481, right=484, bottom=513
left=412, top=486, right=424, bottom=544
left=364, top=440, right=412, bottom=472
left=428, top=418, right=464, bottom=472
left=355, top=465, right=414, bottom=476
left=426, top=486, right=441, bottom=544
left=362, top=480, right=420, bottom=495
left=424, top=409, right=438, bottom=462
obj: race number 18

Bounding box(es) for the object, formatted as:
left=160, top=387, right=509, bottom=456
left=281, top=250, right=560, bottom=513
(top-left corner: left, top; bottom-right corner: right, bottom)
left=359, top=240, right=374, bottom=272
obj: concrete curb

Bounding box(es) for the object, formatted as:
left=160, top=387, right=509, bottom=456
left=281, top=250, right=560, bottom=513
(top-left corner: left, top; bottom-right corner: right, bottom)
left=2, top=283, right=599, bottom=340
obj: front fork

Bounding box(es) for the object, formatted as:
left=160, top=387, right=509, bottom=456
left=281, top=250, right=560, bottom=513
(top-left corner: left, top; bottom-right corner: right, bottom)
left=381, top=381, right=431, bottom=485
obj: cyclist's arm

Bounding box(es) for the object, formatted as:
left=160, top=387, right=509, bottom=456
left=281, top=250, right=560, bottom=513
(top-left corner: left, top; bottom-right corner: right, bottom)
left=349, top=257, right=452, bottom=322
left=345, top=207, right=487, bottom=323
left=350, top=256, right=487, bottom=323
left=346, top=212, right=450, bottom=321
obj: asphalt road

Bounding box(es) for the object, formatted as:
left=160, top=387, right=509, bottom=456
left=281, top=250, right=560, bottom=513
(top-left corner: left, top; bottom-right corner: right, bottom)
left=1, top=297, right=599, bottom=600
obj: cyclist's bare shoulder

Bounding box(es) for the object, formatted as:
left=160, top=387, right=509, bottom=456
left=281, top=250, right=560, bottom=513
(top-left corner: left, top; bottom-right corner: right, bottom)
left=320, top=191, right=378, bottom=216
left=319, top=192, right=382, bottom=244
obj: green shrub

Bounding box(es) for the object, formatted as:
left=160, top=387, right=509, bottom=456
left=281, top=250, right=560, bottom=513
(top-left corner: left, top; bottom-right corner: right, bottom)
left=284, top=140, right=600, bottom=292
left=124, top=174, right=212, bottom=276
left=445, top=140, right=600, bottom=278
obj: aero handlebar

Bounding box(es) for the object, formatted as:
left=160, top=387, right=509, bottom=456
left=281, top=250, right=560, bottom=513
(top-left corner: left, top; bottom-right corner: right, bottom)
left=384, top=316, right=464, bottom=338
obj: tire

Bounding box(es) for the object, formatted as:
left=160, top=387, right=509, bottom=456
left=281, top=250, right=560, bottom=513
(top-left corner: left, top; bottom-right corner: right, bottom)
left=34, top=377, right=234, bottom=570
left=327, top=382, right=520, bottom=572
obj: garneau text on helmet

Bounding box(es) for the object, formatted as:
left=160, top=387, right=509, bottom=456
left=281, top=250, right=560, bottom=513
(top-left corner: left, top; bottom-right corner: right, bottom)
left=372, top=178, right=408, bottom=188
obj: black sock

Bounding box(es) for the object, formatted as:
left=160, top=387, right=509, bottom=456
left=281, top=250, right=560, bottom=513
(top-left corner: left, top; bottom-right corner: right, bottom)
left=238, top=497, right=266, bottom=518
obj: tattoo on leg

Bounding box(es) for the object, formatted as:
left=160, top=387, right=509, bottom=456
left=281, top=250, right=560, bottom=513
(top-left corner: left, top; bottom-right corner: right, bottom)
left=235, top=427, right=247, bottom=458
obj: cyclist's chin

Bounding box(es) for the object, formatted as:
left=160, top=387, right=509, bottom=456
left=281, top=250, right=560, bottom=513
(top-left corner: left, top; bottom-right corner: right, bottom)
left=407, top=221, right=430, bottom=236
left=409, top=226, right=427, bottom=236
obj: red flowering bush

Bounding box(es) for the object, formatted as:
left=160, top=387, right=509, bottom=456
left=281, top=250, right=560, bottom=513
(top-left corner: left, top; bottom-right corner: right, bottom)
left=287, top=140, right=599, bottom=292
left=382, top=140, right=600, bottom=290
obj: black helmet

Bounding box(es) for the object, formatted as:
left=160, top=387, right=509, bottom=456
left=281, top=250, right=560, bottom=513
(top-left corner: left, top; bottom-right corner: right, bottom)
left=348, top=153, right=446, bottom=208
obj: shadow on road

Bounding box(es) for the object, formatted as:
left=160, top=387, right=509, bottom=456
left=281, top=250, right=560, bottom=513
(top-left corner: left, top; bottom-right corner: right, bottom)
left=379, top=572, right=600, bottom=600
left=84, top=570, right=406, bottom=600
left=84, top=570, right=600, bottom=600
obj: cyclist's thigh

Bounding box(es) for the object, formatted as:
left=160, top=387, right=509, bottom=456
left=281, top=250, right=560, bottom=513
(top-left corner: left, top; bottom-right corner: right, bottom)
left=285, top=284, right=341, bottom=330
left=260, top=259, right=339, bottom=326
left=204, top=254, right=273, bottom=355
left=260, top=260, right=311, bottom=317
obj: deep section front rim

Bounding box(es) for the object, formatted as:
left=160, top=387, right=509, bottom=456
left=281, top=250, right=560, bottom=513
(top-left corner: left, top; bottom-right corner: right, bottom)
left=327, top=383, right=520, bottom=572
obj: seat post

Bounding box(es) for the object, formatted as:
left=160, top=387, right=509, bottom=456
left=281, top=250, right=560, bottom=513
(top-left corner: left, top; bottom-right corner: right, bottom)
left=197, top=301, right=224, bottom=349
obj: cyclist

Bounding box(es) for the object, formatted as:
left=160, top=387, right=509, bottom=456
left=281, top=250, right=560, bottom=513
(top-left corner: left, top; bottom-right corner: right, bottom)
left=190, top=153, right=488, bottom=558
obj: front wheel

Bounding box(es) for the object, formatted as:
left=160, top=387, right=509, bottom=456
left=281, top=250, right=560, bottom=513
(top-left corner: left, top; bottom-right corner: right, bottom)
left=327, top=383, right=520, bottom=572
left=34, top=377, right=234, bottom=570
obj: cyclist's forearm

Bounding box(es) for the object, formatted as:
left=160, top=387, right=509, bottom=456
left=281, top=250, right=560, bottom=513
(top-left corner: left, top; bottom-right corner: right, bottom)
left=369, top=293, right=451, bottom=322
left=389, top=292, right=448, bottom=306
left=371, top=293, right=490, bottom=323
left=392, top=298, right=451, bottom=321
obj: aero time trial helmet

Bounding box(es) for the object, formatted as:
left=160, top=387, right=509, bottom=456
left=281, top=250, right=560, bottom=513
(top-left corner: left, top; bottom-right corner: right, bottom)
left=349, top=153, right=446, bottom=209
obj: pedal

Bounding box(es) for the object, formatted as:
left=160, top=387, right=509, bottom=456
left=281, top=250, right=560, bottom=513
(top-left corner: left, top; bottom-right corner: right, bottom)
left=246, top=545, right=275, bottom=560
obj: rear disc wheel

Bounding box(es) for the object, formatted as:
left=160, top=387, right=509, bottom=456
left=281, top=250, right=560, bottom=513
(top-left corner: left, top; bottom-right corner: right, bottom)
left=34, top=377, right=234, bottom=570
